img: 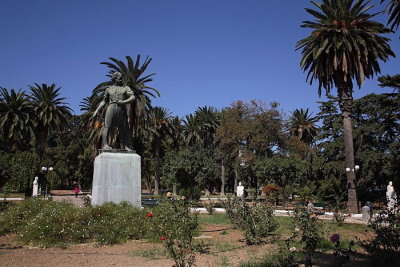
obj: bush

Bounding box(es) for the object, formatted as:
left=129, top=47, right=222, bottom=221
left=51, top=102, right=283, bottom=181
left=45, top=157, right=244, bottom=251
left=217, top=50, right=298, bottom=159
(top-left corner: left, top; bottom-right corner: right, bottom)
left=222, top=197, right=276, bottom=245
left=360, top=211, right=400, bottom=266
left=88, top=201, right=148, bottom=245
left=0, top=198, right=89, bottom=248
left=151, top=200, right=198, bottom=267
left=0, top=199, right=148, bottom=247
left=292, top=207, right=324, bottom=265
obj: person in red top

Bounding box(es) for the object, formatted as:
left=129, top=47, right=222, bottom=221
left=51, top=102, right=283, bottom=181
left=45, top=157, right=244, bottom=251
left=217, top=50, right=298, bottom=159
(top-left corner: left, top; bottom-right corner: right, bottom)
left=74, top=185, right=79, bottom=198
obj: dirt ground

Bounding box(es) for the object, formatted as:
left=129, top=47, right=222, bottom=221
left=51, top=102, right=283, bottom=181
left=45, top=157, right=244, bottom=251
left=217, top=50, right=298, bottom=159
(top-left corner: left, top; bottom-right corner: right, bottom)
left=0, top=223, right=372, bottom=267
left=0, top=191, right=373, bottom=266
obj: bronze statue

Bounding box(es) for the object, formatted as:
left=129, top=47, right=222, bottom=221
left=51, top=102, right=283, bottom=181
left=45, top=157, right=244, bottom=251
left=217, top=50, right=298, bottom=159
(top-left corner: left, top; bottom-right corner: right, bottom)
left=92, top=72, right=135, bottom=150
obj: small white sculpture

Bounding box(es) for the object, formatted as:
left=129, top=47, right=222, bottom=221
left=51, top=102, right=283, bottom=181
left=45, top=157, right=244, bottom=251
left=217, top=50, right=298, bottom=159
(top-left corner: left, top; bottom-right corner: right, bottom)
left=237, top=182, right=244, bottom=197
left=32, top=176, right=39, bottom=197
left=386, top=181, right=397, bottom=212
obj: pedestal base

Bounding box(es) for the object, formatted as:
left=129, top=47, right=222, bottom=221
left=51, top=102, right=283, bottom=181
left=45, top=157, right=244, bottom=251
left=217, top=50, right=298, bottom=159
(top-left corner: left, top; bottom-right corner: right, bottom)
left=91, top=152, right=141, bottom=207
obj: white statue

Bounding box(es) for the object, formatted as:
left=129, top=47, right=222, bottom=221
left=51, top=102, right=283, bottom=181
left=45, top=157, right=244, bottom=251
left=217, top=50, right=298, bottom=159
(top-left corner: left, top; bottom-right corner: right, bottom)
left=32, top=176, right=39, bottom=197
left=386, top=181, right=397, bottom=212
left=237, top=182, right=244, bottom=197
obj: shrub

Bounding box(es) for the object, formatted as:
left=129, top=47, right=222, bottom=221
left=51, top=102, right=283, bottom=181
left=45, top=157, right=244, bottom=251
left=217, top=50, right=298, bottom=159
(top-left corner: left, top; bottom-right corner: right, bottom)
left=0, top=198, right=89, bottom=248
left=292, top=207, right=323, bottom=264
left=88, top=201, right=147, bottom=245
left=151, top=200, right=198, bottom=267
left=222, top=197, right=276, bottom=245
left=360, top=211, right=400, bottom=266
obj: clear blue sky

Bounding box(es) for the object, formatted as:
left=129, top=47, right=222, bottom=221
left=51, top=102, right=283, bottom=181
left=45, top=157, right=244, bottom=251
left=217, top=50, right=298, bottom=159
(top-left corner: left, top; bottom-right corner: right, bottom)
left=1, top=0, right=398, bottom=118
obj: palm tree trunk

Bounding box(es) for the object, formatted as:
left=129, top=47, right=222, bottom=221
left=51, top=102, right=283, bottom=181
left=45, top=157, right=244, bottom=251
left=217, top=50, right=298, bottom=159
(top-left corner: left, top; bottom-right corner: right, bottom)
left=338, top=86, right=359, bottom=213
left=36, top=125, right=48, bottom=157
left=220, top=160, right=225, bottom=196
left=154, top=140, right=161, bottom=195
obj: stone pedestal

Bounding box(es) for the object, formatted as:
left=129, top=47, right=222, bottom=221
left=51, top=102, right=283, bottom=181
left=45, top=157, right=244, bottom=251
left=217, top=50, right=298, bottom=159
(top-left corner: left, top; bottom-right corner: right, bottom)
left=361, top=206, right=370, bottom=222
left=92, top=151, right=141, bottom=207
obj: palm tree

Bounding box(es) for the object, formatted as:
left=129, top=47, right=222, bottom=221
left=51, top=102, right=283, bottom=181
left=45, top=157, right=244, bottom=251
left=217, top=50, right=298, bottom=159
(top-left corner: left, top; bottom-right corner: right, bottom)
left=79, top=96, right=103, bottom=149
left=381, top=0, right=400, bottom=30
left=92, top=55, right=160, bottom=136
left=29, top=83, right=72, bottom=156
left=296, top=0, right=395, bottom=212
left=0, top=88, right=35, bottom=151
left=195, top=106, right=220, bottom=148
left=148, top=106, right=172, bottom=195
left=289, top=108, right=318, bottom=145
left=182, top=114, right=203, bottom=146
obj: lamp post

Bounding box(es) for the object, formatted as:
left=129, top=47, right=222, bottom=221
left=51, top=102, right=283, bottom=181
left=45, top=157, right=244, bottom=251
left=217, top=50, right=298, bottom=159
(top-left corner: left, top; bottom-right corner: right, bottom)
left=346, top=165, right=360, bottom=212
left=41, top=166, right=54, bottom=198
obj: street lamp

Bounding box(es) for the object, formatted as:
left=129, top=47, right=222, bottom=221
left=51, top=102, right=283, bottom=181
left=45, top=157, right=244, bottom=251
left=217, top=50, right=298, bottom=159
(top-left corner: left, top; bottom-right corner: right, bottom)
left=346, top=165, right=360, bottom=173
left=346, top=165, right=360, bottom=212
left=41, top=166, right=54, bottom=198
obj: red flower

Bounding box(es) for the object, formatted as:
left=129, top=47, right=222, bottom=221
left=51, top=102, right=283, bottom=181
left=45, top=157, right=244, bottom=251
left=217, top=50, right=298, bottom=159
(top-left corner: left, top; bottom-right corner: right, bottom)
left=331, top=234, right=340, bottom=243
left=147, top=213, right=153, bottom=218
left=161, top=236, right=166, bottom=240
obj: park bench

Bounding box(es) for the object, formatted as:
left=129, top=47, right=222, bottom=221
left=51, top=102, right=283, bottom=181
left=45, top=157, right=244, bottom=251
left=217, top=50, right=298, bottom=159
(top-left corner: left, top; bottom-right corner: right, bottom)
left=141, top=198, right=158, bottom=206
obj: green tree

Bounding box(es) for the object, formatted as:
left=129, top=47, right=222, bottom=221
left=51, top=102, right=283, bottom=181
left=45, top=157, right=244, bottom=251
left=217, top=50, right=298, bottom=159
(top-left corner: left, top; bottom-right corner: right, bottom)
left=296, top=0, right=395, bottom=212
left=289, top=108, right=318, bottom=146
left=195, top=106, right=220, bottom=148
left=148, top=106, right=172, bottom=195
left=378, top=74, right=400, bottom=92
left=29, top=83, right=72, bottom=157
left=381, top=0, right=400, bottom=30
left=163, top=146, right=219, bottom=197
left=0, top=88, right=35, bottom=152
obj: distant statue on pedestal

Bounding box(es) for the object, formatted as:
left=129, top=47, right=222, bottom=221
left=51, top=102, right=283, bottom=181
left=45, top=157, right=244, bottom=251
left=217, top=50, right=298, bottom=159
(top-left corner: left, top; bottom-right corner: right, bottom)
left=32, top=176, right=39, bottom=197
left=386, top=181, right=397, bottom=212
left=92, top=72, right=135, bottom=150
left=237, top=182, right=244, bottom=199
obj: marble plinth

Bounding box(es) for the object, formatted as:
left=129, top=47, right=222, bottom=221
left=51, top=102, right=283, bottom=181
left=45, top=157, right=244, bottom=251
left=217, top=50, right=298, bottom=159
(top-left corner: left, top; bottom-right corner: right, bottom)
left=91, top=152, right=141, bottom=207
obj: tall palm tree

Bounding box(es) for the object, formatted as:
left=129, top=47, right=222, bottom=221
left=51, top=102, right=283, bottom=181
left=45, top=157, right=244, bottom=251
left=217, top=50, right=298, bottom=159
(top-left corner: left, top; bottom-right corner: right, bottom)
left=182, top=114, right=203, bottom=146
left=296, top=0, right=395, bottom=212
left=29, top=83, right=72, bottom=156
left=195, top=106, right=220, bottom=148
left=92, top=55, right=160, bottom=136
left=79, top=96, right=103, bottom=149
left=289, top=108, right=318, bottom=145
left=0, top=88, right=35, bottom=151
left=381, top=0, right=400, bottom=30
left=148, top=106, right=172, bottom=195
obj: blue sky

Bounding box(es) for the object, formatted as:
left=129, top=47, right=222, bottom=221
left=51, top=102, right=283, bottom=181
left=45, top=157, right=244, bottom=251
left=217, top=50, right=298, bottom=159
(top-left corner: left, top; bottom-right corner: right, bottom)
left=1, top=0, right=398, bottom=118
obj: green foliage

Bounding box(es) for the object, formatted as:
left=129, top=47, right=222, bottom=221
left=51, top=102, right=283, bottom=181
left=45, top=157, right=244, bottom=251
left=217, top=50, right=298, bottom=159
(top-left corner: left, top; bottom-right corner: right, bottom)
left=361, top=211, right=400, bottom=266
left=0, top=88, right=35, bottom=151
left=292, top=208, right=324, bottom=256
left=2, top=151, right=39, bottom=194
left=222, top=198, right=276, bottom=245
left=151, top=200, right=199, bottom=267
left=239, top=247, right=301, bottom=267
left=252, top=156, right=307, bottom=189
left=378, top=74, right=400, bottom=91
left=88, top=201, right=148, bottom=245
left=0, top=151, right=11, bottom=188
left=0, top=198, right=89, bottom=247
left=0, top=199, right=149, bottom=247
left=163, top=146, right=219, bottom=194
left=296, top=0, right=395, bottom=95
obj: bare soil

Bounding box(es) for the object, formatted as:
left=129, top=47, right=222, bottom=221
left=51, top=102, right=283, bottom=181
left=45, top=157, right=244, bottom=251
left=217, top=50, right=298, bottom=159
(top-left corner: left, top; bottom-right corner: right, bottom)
left=0, top=191, right=372, bottom=266
left=0, top=223, right=372, bottom=267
